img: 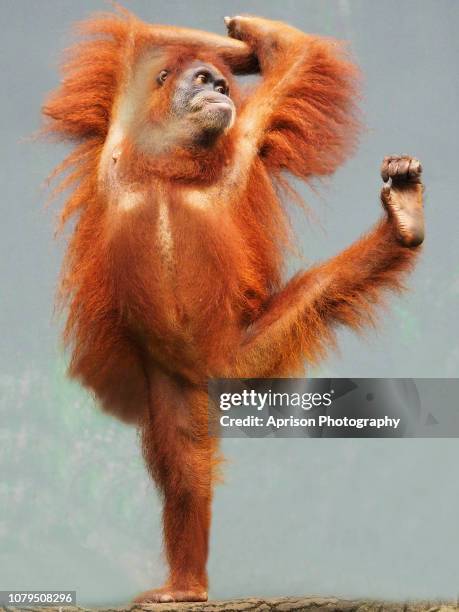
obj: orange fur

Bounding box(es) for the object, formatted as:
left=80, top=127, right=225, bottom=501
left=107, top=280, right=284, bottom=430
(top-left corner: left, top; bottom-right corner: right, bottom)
left=42, top=9, right=421, bottom=600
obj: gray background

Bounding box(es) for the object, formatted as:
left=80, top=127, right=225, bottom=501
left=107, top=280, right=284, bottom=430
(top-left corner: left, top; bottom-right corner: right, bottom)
left=1, top=0, right=458, bottom=606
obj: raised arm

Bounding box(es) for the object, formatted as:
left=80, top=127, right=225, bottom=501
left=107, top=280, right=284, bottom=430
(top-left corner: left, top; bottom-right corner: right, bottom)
left=223, top=15, right=360, bottom=187
left=145, top=23, right=258, bottom=74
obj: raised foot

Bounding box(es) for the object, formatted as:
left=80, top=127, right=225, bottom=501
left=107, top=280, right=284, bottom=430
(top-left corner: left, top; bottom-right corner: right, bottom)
left=133, top=585, right=208, bottom=604
left=381, top=155, right=425, bottom=248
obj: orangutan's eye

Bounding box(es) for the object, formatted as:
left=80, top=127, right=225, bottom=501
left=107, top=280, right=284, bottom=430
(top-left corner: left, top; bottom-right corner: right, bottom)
left=157, top=70, right=169, bottom=85
left=215, top=85, right=227, bottom=95
left=196, top=72, right=209, bottom=84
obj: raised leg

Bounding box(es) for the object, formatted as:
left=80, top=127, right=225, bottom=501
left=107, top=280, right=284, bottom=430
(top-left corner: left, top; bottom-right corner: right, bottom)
left=233, top=156, right=425, bottom=377
left=134, top=371, right=217, bottom=603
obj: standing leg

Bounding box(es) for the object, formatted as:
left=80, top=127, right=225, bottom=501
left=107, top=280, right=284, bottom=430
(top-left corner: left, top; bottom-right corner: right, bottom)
left=134, top=370, right=217, bottom=603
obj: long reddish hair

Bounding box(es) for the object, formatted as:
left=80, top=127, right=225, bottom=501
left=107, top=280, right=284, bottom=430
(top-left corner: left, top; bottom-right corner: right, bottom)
left=42, top=8, right=361, bottom=413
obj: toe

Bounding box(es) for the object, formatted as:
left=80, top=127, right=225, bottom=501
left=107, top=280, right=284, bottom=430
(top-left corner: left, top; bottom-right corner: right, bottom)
left=397, top=157, right=410, bottom=177
left=381, top=155, right=423, bottom=184
left=408, top=157, right=422, bottom=179
left=388, top=159, right=399, bottom=177
left=159, top=594, right=174, bottom=602
left=381, top=159, right=390, bottom=182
